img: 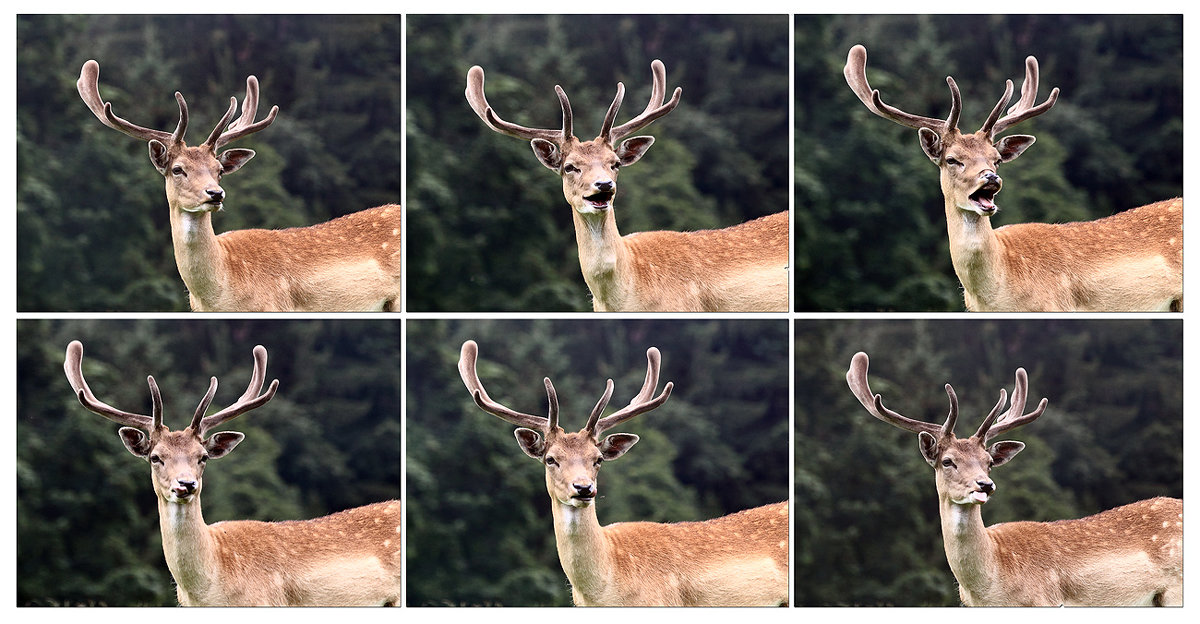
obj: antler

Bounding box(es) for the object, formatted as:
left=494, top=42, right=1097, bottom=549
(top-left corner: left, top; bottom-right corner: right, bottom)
left=207, top=74, right=279, bottom=149
left=78, top=60, right=186, bottom=144
left=458, top=340, right=555, bottom=430
left=585, top=347, right=674, bottom=438
left=605, top=59, right=682, bottom=144
left=984, top=55, right=1059, bottom=138
left=844, top=45, right=960, bottom=134
left=190, top=345, right=280, bottom=438
left=846, top=352, right=959, bottom=437
left=64, top=340, right=162, bottom=432
left=78, top=60, right=277, bottom=149
left=975, top=367, right=1048, bottom=443
left=465, top=65, right=574, bottom=143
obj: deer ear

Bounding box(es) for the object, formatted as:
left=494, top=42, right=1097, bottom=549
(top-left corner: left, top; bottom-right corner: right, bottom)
left=616, top=136, right=655, bottom=166
left=118, top=427, right=152, bottom=458
left=918, top=128, right=943, bottom=164
left=995, top=135, right=1036, bottom=163
left=988, top=440, right=1025, bottom=467
left=204, top=431, right=246, bottom=459
left=514, top=428, right=546, bottom=460
left=918, top=431, right=940, bottom=467
left=598, top=433, right=639, bottom=461
left=148, top=140, right=171, bottom=175
left=218, top=148, right=256, bottom=174
left=530, top=139, right=563, bottom=171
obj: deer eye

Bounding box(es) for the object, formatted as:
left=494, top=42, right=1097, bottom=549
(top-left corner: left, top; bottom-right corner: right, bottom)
left=199, top=454, right=209, bottom=464
left=593, top=458, right=603, bottom=467
left=945, top=157, right=962, bottom=167
left=941, top=458, right=955, bottom=468
left=545, top=456, right=558, bottom=466
left=150, top=455, right=163, bottom=464
left=171, top=166, right=185, bottom=176
left=562, top=164, right=579, bottom=174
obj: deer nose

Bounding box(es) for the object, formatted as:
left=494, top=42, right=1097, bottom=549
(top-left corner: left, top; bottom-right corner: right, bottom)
left=594, top=180, right=614, bottom=192
left=982, top=172, right=1001, bottom=185
left=206, top=188, right=225, bottom=202
left=173, top=480, right=198, bottom=497
left=976, top=479, right=995, bottom=494
left=572, top=482, right=596, bottom=498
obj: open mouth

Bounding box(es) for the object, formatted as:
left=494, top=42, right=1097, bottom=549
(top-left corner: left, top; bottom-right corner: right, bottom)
left=583, top=190, right=614, bottom=210
left=969, top=181, right=1001, bottom=215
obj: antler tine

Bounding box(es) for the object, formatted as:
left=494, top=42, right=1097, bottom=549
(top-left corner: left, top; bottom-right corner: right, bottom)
left=608, top=59, right=682, bottom=143
left=544, top=378, right=560, bottom=432
left=584, top=379, right=616, bottom=433
left=458, top=340, right=551, bottom=430
left=599, top=82, right=625, bottom=140
left=844, top=45, right=953, bottom=133
left=846, top=352, right=946, bottom=436
left=78, top=60, right=182, bottom=144
left=202, top=97, right=239, bottom=148
left=981, top=368, right=1049, bottom=443
left=990, top=55, right=1059, bottom=137
left=978, top=79, right=1015, bottom=137
left=63, top=340, right=157, bottom=430
left=196, top=345, right=279, bottom=437
left=465, top=65, right=571, bottom=143
left=591, top=347, right=673, bottom=436
left=188, top=377, right=219, bottom=431
left=971, top=388, right=1009, bottom=439
left=213, top=75, right=280, bottom=149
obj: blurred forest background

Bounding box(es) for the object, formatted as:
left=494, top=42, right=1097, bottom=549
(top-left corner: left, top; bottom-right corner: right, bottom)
left=793, top=319, right=1182, bottom=605
left=406, top=320, right=789, bottom=605
left=795, top=15, right=1182, bottom=310
left=17, top=320, right=401, bottom=606
left=406, top=16, right=789, bottom=311
left=17, top=15, right=400, bottom=311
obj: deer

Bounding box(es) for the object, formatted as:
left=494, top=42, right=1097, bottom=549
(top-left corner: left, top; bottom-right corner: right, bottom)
left=63, top=340, right=402, bottom=606
left=466, top=60, right=789, bottom=312
left=844, top=45, right=1182, bottom=312
left=457, top=340, right=789, bottom=606
left=77, top=60, right=402, bottom=311
left=845, top=352, right=1182, bottom=606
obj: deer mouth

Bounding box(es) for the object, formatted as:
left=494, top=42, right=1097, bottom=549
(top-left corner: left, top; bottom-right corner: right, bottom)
left=183, top=200, right=223, bottom=214
left=968, top=181, right=1001, bottom=215
left=582, top=189, right=615, bottom=211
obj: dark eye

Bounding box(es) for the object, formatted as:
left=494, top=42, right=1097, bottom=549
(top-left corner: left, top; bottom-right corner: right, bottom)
left=563, top=164, right=579, bottom=174
left=945, top=157, right=961, bottom=167
left=611, top=162, right=621, bottom=170
left=941, top=458, right=954, bottom=468
left=199, top=454, right=209, bottom=464
left=545, top=457, right=558, bottom=466
left=593, top=458, right=603, bottom=467
left=171, top=166, right=184, bottom=176
left=150, top=455, right=162, bottom=464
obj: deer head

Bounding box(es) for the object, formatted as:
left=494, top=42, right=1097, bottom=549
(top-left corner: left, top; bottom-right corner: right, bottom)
left=844, top=45, right=1059, bottom=217
left=846, top=352, right=1048, bottom=505
left=77, top=60, right=279, bottom=214
left=64, top=341, right=279, bottom=504
left=458, top=340, right=672, bottom=507
left=465, top=60, right=681, bottom=217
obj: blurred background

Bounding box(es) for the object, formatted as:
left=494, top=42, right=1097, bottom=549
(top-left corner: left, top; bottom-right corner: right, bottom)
left=405, top=319, right=789, bottom=605
left=16, top=320, right=401, bottom=606
left=792, top=319, right=1182, bottom=605
left=406, top=15, right=790, bottom=311
left=794, top=15, right=1182, bottom=310
left=17, top=15, right=400, bottom=311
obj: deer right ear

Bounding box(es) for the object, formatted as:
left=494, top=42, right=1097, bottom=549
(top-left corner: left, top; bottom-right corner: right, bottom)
left=530, top=139, right=563, bottom=171
left=205, top=431, right=246, bottom=459
left=918, top=128, right=944, bottom=164
left=918, top=431, right=940, bottom=467
left=218, top=148, right=256, bottom=175
left=118, top=427, right=152, bottom=458
left=514, top=428, right=546, bottom=460
left=148, top=140, right=171, bottom=175
left=599, top=433, right=639, bottom=460
left=616, top=136, right=655, bottom=166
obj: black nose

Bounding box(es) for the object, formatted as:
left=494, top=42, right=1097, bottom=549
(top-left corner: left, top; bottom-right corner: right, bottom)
left=982, top=172, right=1001, bottom=185
left=977, top=480, right=995, bottom=494
left=573, top=482, right=596, bottom=498
left=175, top=480, right=198, bottom=495
left=206, top=189, right=225, bottom=202
left=595, top=180, right=614, bottom=192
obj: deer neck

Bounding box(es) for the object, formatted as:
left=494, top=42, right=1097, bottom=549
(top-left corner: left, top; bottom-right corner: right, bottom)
left=157, top=494, right=219, bottom=601
left=571, top=208, right=632, bottom=310
left=938, top=496, right=999, bottom=602
left=550, top=500, right=613, bottom=601
left=943, top=196, right=1005, bottom=308
left=168, top=207, right=228, bottom=307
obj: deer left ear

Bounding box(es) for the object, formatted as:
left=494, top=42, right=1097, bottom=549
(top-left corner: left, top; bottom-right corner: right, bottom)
left=987, top=441, right=1025, bottom=467
left=204, top=431, right=246, bottom=459
left=995, top=135, right=1036, bottom=163
left=514, top=428, right=547, bottom=460
left=598, top=433, right=639, bottom=460
left=616, top=136, right=655, bottom=166
left=218, top=148, right=256, bottom=175
left=918, top=128, right=944, bottom=164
